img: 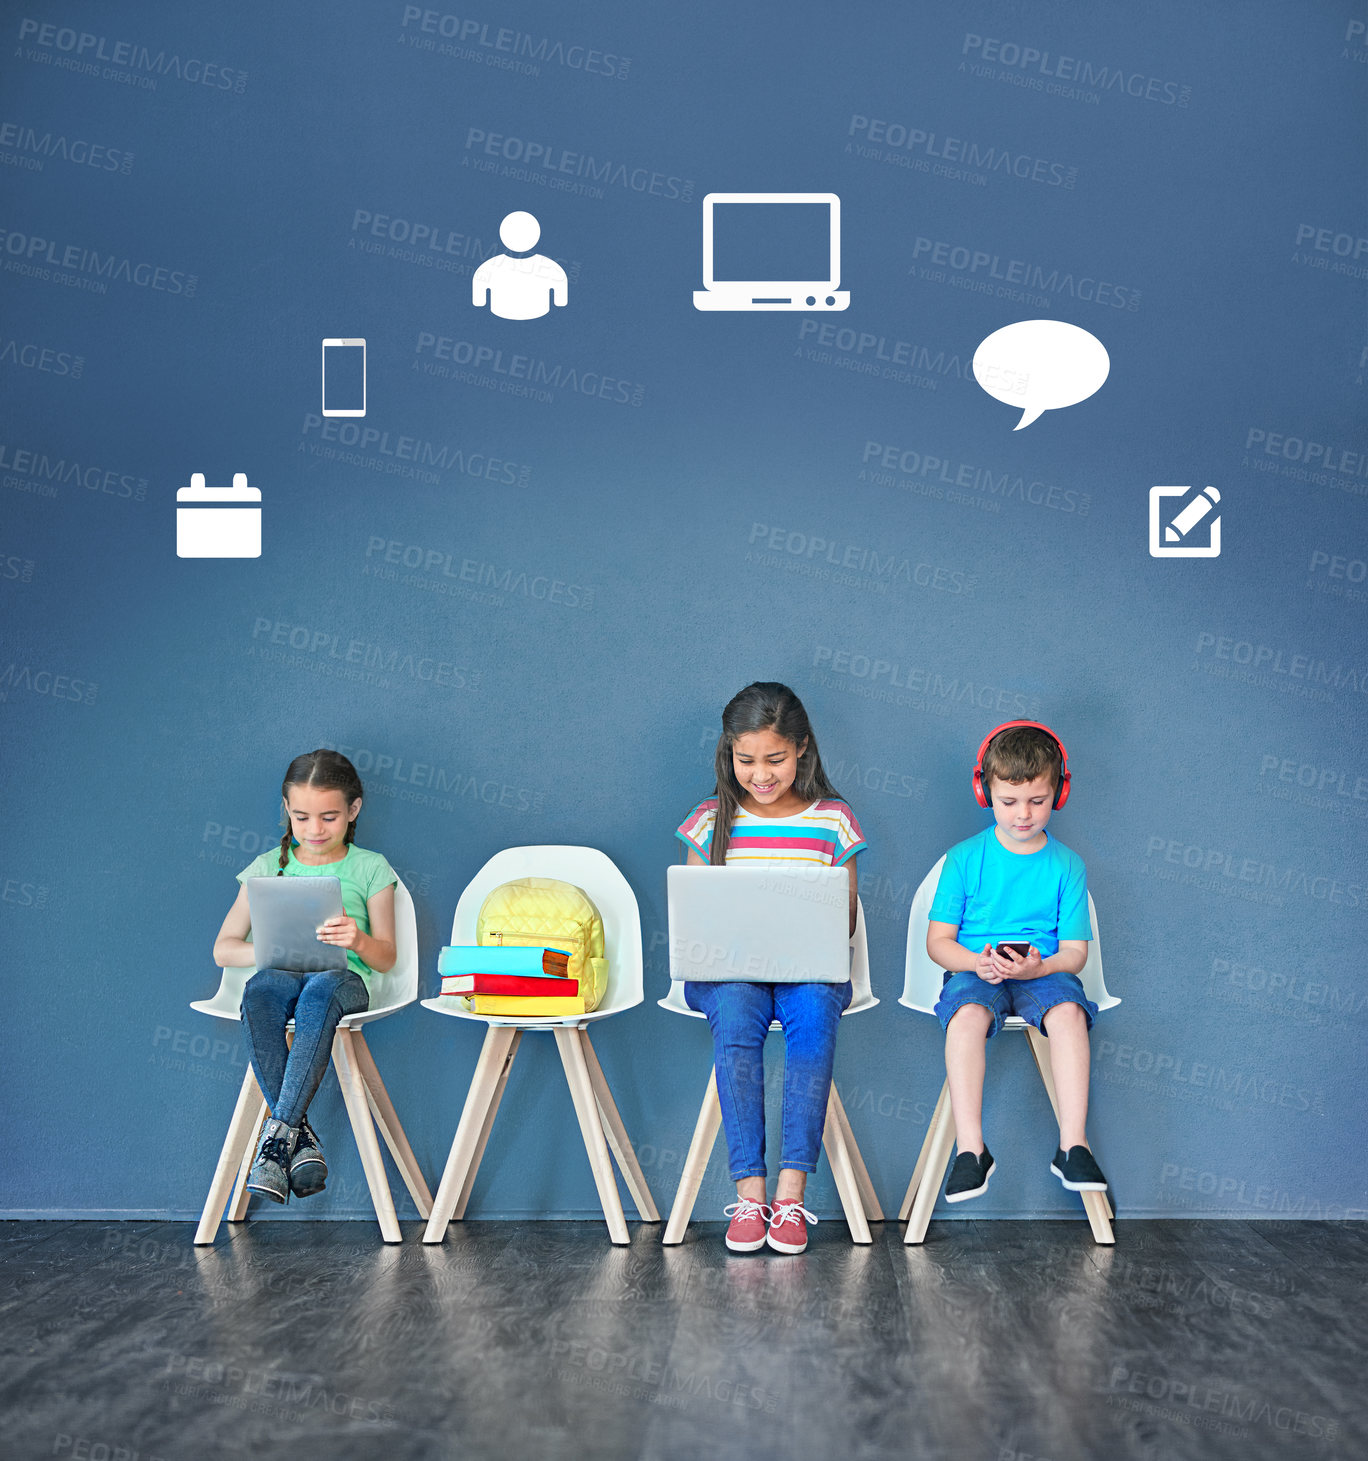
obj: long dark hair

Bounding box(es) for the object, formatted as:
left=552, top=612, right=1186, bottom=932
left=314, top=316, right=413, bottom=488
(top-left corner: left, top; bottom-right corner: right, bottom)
left=708, top=682, right=839, bottom=864
left=275, top=749, right=365, bottom=873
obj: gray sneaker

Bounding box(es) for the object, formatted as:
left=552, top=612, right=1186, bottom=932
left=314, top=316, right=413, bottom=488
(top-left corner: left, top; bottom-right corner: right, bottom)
left=245, top=1118, right=298, bottom=1204
left=289, top=1114, right=327, bottom=1198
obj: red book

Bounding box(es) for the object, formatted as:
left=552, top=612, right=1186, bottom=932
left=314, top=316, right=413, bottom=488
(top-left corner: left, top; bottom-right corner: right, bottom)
left=440, top=973, right=581, bottom=998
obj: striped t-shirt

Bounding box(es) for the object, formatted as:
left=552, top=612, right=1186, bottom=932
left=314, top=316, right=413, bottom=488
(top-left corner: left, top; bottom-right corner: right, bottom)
left=676, top=797, right=867, bottom=866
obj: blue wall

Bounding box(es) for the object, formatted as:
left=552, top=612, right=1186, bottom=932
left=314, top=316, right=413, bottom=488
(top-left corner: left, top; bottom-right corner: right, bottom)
left=2, top=1, right=1365, bottom=1223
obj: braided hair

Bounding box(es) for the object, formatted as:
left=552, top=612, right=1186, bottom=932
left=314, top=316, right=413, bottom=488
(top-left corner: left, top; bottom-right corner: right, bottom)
left=276, top=750, right=365, bottom=874
left=708, top=682, right=839, bottom=865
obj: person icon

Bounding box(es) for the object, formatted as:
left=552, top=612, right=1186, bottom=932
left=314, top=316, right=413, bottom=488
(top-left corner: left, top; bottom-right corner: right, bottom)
left=472, top=211, right=568, bottom=321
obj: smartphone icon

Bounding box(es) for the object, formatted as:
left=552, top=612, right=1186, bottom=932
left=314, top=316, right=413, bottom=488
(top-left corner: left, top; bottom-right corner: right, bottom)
left=322, top=338, right=366, bottom=417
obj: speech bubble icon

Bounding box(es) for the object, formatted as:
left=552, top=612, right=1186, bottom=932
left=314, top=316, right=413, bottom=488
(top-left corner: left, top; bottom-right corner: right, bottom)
left=972, top=319, right=1110, bottom=430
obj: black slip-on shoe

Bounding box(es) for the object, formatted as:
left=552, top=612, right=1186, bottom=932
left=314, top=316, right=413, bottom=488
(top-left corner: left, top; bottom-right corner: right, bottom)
left=944, top=1148, right=996, bottom=1203
left=1051, top=1145, right=1108, bottom=1191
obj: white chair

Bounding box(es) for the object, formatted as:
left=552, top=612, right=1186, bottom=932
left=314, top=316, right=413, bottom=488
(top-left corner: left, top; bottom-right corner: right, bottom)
left=898, top=856, right=1119, bottom=1246
left=420, top=847, right=660, bottom=1246
left=192, top=878, right=433, bottom=1245
left=659, top=899, right=884, bottom=1245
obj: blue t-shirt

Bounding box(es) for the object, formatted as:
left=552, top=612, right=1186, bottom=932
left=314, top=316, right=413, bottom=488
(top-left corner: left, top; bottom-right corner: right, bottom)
left=928, top=827, right=1091, bottom=958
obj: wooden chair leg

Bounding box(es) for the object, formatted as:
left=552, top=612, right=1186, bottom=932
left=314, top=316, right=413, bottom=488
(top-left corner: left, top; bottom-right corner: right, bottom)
left=555, top=1026, right=631, bottom=1245
left=423, top=1025, right=519, bottom=1244
left=827, top=1084, right=883, bottom=1222
left=452, top=1029, right=521, bottom=1220
left=905, top=1086, right=956, bottom=1245
left=226, top=1024, right=286, bottom=1223
left=194, top=1066, right=267, bottom=1246
left=230, top=1026, right=289, bottom=1225
left=1024, top=1026, right=1115, bottom=1244
left=227, top=1095, right=269, bottom=1223
left=900, top=1081, right=950, bottom=1222
left=663, top=1069, right=723, bottom=1245
left=349, top=1028, right=434, bottom=1219
left=822, top=1087, right=872, bottom=1244
left=578, top=1030, right=660, bottom=1222
left=332, top=1027, right=402, bottom=1243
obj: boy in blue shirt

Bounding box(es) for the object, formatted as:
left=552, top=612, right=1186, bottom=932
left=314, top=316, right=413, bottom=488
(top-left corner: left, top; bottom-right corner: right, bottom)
left=927, top=722, right=1108, bottom=1201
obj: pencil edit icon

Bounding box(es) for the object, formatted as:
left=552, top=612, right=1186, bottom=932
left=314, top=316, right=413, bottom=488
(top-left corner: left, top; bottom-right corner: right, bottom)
left=1150, top=485, right=1220, bottom=558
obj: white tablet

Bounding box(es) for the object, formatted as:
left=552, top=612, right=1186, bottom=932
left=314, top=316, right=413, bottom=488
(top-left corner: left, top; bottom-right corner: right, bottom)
left=667, top=864, right=851, bottom=983
left=245, top=876, right=348, bottom=974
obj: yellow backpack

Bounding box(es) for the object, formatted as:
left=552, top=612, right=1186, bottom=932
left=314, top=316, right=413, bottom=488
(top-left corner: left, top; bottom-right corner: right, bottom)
left=475, top=877, right=609, bottom=1012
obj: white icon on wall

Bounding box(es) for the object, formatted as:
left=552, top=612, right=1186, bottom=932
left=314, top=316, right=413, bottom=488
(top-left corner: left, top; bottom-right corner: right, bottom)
left=472, top=211, right=568, bottom=320
left=693, top=192, right=850, bottom=311
left=322, top=338, right=366, bottom=417
left=1150, top=486, right=1221, bottom=558
left=972, top=319, right=1110, bottom=430
left=176, top=473, right=262, bottom=559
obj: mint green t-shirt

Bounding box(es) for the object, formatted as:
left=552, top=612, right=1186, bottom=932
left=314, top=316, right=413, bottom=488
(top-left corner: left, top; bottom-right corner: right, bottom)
left=237, top=843, right=398, bottom=980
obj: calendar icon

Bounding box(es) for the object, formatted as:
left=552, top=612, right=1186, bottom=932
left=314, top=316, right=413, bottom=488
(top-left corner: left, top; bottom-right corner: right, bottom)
left=176, top=473, right=262, bottom=558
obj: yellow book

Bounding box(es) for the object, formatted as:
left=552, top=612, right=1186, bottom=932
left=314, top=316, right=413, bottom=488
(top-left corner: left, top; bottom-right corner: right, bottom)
left=462, top=994, right=587, bottom=1016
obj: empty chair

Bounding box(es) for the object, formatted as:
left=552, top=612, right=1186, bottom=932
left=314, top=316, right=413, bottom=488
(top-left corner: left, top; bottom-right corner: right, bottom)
left=421, top=846, right=659, bottom=1246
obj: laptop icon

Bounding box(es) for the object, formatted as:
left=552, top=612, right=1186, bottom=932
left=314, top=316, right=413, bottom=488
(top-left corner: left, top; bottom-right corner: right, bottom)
left=693, top=192, right=850, bottom=312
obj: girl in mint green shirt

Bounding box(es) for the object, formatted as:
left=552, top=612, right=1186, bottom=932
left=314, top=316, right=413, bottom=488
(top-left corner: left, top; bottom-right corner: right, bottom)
left=212, top=750, right=398, bottom=1203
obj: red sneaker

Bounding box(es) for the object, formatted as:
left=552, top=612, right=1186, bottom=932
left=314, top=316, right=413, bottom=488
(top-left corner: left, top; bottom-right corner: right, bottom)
left=723, top=1198, right=771, bottom=1252
left=767, top=1200, right=817, bottom=1254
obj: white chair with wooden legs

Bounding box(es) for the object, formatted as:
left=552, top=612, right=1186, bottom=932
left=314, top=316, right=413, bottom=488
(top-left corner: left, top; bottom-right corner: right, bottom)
left=659, top=899, right=883, bottom=1246
left=421, top=846, right=659, bottom=1247
left=192, top=878, right=433, bottom=1245
left=898, top=856, right=1119, bottom=1246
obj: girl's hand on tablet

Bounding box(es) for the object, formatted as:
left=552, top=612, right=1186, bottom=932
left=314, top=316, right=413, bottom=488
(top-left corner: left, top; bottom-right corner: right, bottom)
left=317, top=915, right=361, bottom=950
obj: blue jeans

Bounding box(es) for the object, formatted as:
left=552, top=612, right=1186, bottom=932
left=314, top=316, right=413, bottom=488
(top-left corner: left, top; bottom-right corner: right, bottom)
left=240, top=968, right=369, bottom=1127
left=684, top=980, right=853, bottom=1179
left=934, top=969, right=1098, bottom=1040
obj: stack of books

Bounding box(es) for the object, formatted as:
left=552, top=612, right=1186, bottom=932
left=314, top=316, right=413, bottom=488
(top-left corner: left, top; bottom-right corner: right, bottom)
left=437, top=945, right=583, bottom=1015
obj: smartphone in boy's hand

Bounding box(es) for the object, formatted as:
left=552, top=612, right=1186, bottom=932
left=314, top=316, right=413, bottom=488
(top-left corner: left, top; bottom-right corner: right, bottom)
left=992, top=942, right=1043, bottom=980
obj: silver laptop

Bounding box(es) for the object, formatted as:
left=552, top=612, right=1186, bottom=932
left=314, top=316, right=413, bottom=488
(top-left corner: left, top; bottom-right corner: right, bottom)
left=667, top=865, right=851, bottom=982
left=245, top=876, right=347, bottom=974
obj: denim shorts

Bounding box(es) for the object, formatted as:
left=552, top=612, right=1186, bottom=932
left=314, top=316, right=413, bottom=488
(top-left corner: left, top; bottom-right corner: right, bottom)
left=934, top=969, right=1099, bottom=1039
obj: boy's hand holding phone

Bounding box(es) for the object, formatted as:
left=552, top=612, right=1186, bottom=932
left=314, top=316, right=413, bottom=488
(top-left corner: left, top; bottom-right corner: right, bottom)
left=992, top=942, right=1043, bottom=980
left=975, top=944, right=1006, bottom=984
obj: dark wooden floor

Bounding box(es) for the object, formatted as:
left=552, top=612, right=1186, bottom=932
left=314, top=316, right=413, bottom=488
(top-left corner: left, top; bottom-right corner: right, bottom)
left=1, top=1219, right=1361, bottom=1461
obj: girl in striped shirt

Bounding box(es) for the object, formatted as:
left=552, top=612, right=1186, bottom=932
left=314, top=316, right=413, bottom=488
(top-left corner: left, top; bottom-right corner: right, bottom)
left=676, top=682, right=866, bottom=1254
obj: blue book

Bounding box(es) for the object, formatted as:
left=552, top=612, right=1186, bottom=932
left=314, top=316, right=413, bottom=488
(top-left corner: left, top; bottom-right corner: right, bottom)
left=437, top=944, right=572, bottom=977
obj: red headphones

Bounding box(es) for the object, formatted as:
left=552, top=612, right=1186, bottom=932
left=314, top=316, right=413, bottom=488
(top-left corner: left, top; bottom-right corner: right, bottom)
left=972, top=721, right=1071, bottom=810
